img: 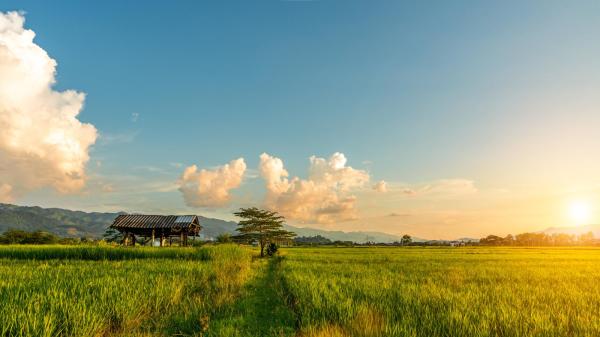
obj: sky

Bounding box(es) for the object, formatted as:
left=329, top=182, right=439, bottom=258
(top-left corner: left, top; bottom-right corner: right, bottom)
left=1, top=1, right=599, bottom=239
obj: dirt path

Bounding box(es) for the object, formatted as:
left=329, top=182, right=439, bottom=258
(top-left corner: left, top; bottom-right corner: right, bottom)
left=207, top=257, right=297, bottom=336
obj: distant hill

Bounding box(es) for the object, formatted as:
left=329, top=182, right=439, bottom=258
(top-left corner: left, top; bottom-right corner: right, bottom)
left=540, top=224, right=600, bottom=237
left=0, top=203, right=119, bottom=238
left=286, top=225, right=425, bottom=243
left=0, top=203, right=416, bottom=243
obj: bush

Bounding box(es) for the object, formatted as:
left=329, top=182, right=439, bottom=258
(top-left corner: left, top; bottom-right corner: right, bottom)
left=266, top=243, right=278, bottom=256
left=0, top=229, right=59, bottom=245
left=216, top=233, right=232, bottom=243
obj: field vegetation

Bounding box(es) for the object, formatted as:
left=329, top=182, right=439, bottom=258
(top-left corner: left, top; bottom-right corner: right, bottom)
left=281, top=247, right=600, bottom=337
left=0, top=245, right=253, bottom=336
left=1, top=245, right=599, bottom=336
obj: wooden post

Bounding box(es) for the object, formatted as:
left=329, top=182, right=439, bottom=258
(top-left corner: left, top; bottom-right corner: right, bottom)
left=180, top=232, right=184, bottom=247
left=151, top=229, right=155, bottom=247
left=132, top=235, right=136, bottom=246
left=160, top=232, right=164, bottom=247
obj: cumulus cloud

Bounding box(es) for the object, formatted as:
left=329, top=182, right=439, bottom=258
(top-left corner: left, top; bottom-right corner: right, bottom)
left=259, top=152, right=369, bottom=224
left=0, top=12, right=97, bottom=198
left=373, top=180, right=387, bottom=193
left=178, top=158, right=246, bottom=207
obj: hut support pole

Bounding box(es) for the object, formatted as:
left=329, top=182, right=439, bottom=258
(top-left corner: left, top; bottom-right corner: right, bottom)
left=180, top=232, right=184, bottom=247
left=151, top=230, right=155, bottom=247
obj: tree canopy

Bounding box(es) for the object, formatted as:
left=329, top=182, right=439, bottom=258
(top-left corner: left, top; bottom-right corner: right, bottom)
left=233, top=207, right=296, bottom=257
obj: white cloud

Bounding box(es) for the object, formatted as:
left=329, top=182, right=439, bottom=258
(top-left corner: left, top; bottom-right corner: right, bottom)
left=259, top=152, right=370, bottom=224
left=413, top=179, right=477, bottom=196
left=373, top=180, right=387, bottom=193
left=384, top=179, right=477, bottom=198
left=0, top=12, right=97, bottom=198
left=178, top=158, right=246, bottom=207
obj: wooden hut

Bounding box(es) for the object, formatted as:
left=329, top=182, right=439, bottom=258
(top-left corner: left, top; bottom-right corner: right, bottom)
left=110, top=214, right=201, bottom=247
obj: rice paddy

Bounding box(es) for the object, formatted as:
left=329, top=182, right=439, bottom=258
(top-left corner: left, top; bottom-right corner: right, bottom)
left=0, top=245, right=253, bottom=337
left=1, top=246, right=599, bottom=336
left=281, top=247, right=600, bottom=337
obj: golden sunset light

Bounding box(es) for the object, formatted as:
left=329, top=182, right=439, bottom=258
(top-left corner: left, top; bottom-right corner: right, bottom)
left=568, top=199, right=593, bottom=225
left=1, top=2, right=599, bottom=336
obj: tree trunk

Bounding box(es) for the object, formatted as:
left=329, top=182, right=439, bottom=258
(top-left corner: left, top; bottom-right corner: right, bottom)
left=260, top=241, right=265, bottom=257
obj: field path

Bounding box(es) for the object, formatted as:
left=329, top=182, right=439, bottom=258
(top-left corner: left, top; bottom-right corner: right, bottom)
left=207, top=257, right=297, bottom=336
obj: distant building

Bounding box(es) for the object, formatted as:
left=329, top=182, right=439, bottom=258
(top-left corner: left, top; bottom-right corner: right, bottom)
left=110, top=214, right=201, bottom=246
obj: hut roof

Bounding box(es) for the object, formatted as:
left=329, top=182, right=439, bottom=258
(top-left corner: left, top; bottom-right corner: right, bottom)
left=110, top=214, right=201, bottom=230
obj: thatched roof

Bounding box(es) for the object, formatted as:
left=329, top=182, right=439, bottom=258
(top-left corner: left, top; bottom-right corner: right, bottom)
left=110, top=214, right=201, bottom=230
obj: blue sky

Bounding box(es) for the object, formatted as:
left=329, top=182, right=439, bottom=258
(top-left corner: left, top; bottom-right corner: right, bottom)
left=1, top=1, right=599, bottom=238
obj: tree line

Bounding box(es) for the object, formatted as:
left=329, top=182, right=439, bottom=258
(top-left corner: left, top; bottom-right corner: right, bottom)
left=0, top=229, right=92, bottom=245
left=479, top=231, right=597, bottom=246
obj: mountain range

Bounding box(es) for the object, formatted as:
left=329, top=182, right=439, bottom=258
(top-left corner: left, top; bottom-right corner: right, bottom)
left=5, top=203, right=592, bottom=243
left=0, top=203, right=413, bottom=243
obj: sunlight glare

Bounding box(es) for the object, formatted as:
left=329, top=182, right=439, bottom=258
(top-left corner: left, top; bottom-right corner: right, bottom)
left=568, top=200, right=592, bottom=225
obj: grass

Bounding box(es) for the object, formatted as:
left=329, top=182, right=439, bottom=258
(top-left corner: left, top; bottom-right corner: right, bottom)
left=280, top=247, right=600, bottom=337
left=207, top=256, right=296, bottom=337
left=0, top=245, right=252, bottom=336
left=1, top=245, right=599, bottom=336
left=0, top=245, right=219, bottom=260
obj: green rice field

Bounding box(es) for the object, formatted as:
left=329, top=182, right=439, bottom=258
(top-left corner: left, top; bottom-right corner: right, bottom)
left=281, top=247, right=600, bottom=337
left=1, top=246, right=599, bottom=336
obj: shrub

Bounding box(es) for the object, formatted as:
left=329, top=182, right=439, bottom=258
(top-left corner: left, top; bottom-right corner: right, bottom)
left=216, top=233, right=232, bottom=243
left=0, top=229, right=59, bottom=245
left=266, top=243, right=278, bottom=256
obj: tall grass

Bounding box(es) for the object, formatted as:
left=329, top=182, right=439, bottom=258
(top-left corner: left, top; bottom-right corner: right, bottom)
left=281, top=247, right=600, bottom=337
left=0, top=244, right=252, bottom=336
left=0, top=244, right=229, bottom=261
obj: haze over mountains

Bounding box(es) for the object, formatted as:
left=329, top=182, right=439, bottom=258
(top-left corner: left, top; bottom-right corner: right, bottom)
left=540, top=224, right=600, bottom=237
left=2, top=203, right=595, bottom=243
left=0, top=203, right=414, bottom=243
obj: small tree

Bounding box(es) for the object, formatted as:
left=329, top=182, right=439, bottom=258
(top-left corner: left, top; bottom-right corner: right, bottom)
left=103, top=227, right=122, bottom=243
left=401, top=234, right=412, bottom=246
left=233, top=207, right=296, bottom=257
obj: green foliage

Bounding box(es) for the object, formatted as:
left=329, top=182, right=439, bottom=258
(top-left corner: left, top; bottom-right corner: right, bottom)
left=0, top=245, right=245, bottom=261
left=266, top=243, right=278, bottom=256
left=233, top=207, right=295, bottom=257
left=3, top=244, right=600, bottom=336
left=102, top=227, right=122, bottom=243
left=294, top=235, right=332, bottom=245
left=0, top=245, right=252, bottom=336
left=400, top=234, right=412, bottom=245
left=216, top=232, right=232, bottom=243
left=57, top=237, right=81, bottom=245
left=281, top=247, right=600, bottom=337
left=0, top=229, right=59, bottom=244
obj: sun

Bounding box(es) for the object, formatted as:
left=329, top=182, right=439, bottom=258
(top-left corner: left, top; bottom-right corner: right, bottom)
left=568, top=200, right=592, bottom=225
